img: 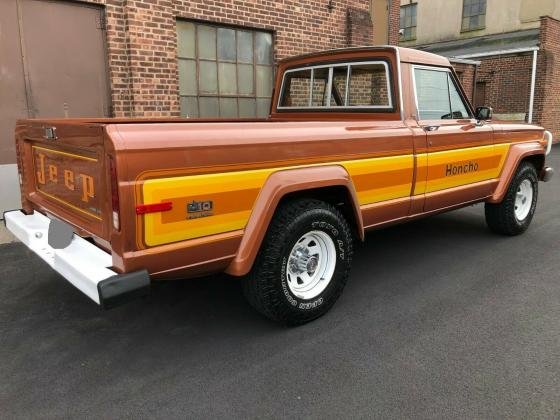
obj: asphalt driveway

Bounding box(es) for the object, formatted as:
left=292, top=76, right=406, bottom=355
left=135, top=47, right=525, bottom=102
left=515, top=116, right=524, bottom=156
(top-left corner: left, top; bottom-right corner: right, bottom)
left=1, top=146, right=559, bottom=419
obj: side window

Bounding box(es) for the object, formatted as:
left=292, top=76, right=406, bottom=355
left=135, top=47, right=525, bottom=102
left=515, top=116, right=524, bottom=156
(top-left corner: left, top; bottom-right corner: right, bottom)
left=280, top=69, right=311, bottom=107
left=414, top=68, right=470, bottom=120
left=414, top=68, right=450, bottom=120
left=448, top=75, right=470, bottom=119
left=348, top=63, right=391, bottom=107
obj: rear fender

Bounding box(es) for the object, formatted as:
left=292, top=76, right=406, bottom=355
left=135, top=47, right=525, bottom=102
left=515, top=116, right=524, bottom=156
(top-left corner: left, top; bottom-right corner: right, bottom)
left=488, top=142, right=545, bottom=203
left=225, top=165, right=363, bottom=276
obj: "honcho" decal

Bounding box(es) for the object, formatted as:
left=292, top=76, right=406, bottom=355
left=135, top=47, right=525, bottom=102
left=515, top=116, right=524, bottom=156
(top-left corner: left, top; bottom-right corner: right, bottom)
left=445, top=161, right=479, bottom=177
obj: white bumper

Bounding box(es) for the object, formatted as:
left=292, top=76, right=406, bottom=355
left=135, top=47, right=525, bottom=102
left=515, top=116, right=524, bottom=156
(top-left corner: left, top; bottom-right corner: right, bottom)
left=545, top=130, right=553, bottom=155
left=5, top=210, right=117, bottom=304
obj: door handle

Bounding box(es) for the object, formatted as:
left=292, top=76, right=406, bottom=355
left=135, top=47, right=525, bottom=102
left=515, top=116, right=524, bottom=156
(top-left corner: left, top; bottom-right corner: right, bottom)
left=423, top=125, right=440, bottom=132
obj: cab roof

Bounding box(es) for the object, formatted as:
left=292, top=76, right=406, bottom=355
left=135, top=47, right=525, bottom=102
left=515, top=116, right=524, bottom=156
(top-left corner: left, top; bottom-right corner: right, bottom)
left=279, top=46, right=451, bottom=68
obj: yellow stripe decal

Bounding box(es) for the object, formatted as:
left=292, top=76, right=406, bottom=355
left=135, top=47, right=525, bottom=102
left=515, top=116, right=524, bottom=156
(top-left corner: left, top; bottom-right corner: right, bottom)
left=424, top=143, right=509, bottom=193
left=141, top=143, right=511, bottom=247
left=32, top=146, right=98, bottom=162
left=143, top=155, right=413, bottom=246
left=36, top=189, right=102, bottom=220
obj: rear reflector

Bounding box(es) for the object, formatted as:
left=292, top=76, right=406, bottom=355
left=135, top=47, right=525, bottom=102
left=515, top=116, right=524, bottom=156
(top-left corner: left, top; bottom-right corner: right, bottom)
left=136, top=202, right=173, bottom=215
left=109, top=156, right=120, bottom=231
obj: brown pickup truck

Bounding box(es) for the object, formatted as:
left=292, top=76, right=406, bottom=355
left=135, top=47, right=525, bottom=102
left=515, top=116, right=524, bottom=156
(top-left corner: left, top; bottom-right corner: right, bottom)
left=5, top=46, right=554, bottom=325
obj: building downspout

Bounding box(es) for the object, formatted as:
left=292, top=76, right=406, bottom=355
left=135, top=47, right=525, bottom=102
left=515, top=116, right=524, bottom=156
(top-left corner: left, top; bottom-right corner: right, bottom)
left=455, top=47, right=539, bottom=124
left=472, top=63, right=478, bottom=105
left=528, top=49, right=538, bottom=123
left=386, top=0, right=391, bottom=45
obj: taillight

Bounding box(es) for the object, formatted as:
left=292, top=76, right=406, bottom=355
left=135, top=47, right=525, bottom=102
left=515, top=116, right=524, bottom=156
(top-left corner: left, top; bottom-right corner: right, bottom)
left=109, top=156, right=120, bottom=231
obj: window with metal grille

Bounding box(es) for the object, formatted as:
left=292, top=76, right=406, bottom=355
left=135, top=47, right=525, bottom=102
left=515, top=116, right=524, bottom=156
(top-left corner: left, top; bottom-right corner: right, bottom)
left=400, top=3, right=417, bottom=42
left=177, top=21, right=273, bottom=118
left=461, top=0, right=486, bottom=32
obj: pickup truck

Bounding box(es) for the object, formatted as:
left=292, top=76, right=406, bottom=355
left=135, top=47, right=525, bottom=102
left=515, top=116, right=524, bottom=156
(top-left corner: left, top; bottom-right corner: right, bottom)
left=5, top=46, right=554, bottom=325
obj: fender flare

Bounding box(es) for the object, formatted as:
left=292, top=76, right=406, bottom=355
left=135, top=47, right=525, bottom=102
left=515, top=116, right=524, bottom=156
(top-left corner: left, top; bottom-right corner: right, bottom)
left=488, top=141, right=545, bottom=203
left=225, top=165, right=363, bottom=276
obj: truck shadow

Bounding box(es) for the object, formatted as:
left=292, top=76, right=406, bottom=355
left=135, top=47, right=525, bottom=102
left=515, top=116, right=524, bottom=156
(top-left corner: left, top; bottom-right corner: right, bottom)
left=0, top=204, right=527, bottom=407
left=2, top=206, right=495, bottom=337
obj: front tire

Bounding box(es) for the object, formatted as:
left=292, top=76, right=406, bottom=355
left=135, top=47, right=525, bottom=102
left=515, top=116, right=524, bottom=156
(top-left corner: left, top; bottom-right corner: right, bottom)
left=485, top=162, right=538, bottom=235
left=243, top=198, right=353, bottom=325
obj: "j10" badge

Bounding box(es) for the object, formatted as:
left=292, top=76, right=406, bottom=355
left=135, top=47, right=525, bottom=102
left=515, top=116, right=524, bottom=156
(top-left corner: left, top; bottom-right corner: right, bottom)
left=186, top=200, right=213, bottom=219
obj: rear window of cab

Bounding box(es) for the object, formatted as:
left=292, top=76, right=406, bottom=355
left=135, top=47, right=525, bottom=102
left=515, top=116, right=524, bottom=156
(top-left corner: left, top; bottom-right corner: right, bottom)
left=277, top=61, right=393, bottom=112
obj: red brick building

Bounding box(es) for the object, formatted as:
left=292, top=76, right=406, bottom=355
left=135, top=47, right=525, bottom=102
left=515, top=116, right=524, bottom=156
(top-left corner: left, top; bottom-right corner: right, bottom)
left=419, top=16, right=560, bottom=141
left=399, top=0, right=560, bottom=141
left=0, top=0, right=556, bottom=215
left=80, top=0, right=376, bottom=117
left=0, top=0, right=376, bottom=213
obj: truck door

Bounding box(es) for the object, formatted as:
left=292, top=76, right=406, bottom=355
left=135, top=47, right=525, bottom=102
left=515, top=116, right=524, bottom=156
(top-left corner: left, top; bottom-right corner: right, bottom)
left=412, top=66, right=498, bottom=212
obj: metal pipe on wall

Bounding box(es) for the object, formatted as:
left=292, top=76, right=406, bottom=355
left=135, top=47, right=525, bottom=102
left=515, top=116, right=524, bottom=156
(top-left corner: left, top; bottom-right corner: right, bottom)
left=528, top=49, right=538, bottom=123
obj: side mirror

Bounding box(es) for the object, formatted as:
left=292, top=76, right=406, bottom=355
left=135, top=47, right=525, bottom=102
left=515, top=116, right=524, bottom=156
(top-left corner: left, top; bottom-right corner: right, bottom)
left=475, top=106, right=493, bottom=121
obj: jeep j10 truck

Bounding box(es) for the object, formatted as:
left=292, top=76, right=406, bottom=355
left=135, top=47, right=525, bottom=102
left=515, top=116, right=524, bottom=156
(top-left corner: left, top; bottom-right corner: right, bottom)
left=5, top=47, right=555, bottom=325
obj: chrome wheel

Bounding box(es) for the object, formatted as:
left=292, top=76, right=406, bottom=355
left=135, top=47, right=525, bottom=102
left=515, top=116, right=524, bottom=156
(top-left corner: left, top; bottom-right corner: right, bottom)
left=514, top=179, right=533, bottom=221
left=286, top=230, right=336, bottom=300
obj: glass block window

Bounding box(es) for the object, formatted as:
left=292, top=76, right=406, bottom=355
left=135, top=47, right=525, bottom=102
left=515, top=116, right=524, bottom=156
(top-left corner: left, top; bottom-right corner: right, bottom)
left=177, top=21, right=273, bottom=118
left=399, top=3, right=417, bottom=42
left=461, top=0, right=486, bottom=32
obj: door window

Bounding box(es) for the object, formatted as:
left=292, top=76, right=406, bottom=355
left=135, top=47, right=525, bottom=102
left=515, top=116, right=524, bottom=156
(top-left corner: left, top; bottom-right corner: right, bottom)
left=414, top=68, right=470, bottom=120
left=448, top=76, right=470, bottom=119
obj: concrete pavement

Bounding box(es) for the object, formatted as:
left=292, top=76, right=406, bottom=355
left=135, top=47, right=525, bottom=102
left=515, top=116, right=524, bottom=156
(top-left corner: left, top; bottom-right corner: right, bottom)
left=0, top=146, right=559, bottom=418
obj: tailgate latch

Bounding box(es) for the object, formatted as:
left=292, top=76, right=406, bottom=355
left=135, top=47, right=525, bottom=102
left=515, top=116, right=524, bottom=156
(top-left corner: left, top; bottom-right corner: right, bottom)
left=44, top=127, right=57, bottom=140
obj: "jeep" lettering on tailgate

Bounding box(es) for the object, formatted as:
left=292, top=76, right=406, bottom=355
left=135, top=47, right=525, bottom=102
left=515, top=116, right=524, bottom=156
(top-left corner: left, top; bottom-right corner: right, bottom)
left=36, top=153, right=95, bottom=203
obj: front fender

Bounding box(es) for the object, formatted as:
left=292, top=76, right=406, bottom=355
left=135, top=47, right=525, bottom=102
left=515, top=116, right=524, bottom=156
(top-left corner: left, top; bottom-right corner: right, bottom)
left=225, top=165, right=363, bottom=276
left=487, top=141, right=545, bottom=203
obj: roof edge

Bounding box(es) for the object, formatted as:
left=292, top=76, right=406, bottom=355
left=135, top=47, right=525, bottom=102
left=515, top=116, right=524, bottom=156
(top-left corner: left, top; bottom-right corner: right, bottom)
left=278, top=46, right=451, bottom=67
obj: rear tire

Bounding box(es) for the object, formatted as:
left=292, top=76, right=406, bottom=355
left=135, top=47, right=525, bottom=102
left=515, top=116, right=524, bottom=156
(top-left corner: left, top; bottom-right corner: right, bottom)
left=485, top=162, right=538, bottom=235
left=243, top=198, right=353, bottom=325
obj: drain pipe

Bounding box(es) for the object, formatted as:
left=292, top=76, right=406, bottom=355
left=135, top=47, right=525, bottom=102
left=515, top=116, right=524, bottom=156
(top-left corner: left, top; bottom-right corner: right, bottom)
left=528, top=49, right=538, bottom=123
left=455, top=46, right=540, bottom=124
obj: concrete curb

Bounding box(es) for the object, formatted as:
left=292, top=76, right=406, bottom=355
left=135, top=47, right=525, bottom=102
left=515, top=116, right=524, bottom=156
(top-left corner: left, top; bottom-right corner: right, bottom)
left=0, top=223, right=17, bottom=245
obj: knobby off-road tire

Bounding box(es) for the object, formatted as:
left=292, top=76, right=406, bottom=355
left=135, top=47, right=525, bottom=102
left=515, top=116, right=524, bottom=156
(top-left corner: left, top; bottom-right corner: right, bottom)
left=243, top=199, right=354, bottom=325
left=485, top=162, right=538, bottom=236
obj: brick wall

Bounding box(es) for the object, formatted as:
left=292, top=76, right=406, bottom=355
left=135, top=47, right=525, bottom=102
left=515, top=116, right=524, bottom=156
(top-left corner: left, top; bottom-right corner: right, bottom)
left=451, top=61, right=476, bottom=103
left=347, top=6, right=373, bottom=46
left=388, top=0, right=400, bottom=45
left=77, top=0, right=134, bottom=116
left=76, top=0, right=374, bottom=117
left=534, top=16, right=560, bottom=140
left=475, top=54, right=533, bottom=119
left=449, top=17, right=560, bottom=137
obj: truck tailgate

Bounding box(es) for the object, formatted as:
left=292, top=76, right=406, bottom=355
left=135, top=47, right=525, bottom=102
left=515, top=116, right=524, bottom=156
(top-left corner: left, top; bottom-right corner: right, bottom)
left=16, top=121, right=110, bottom=240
